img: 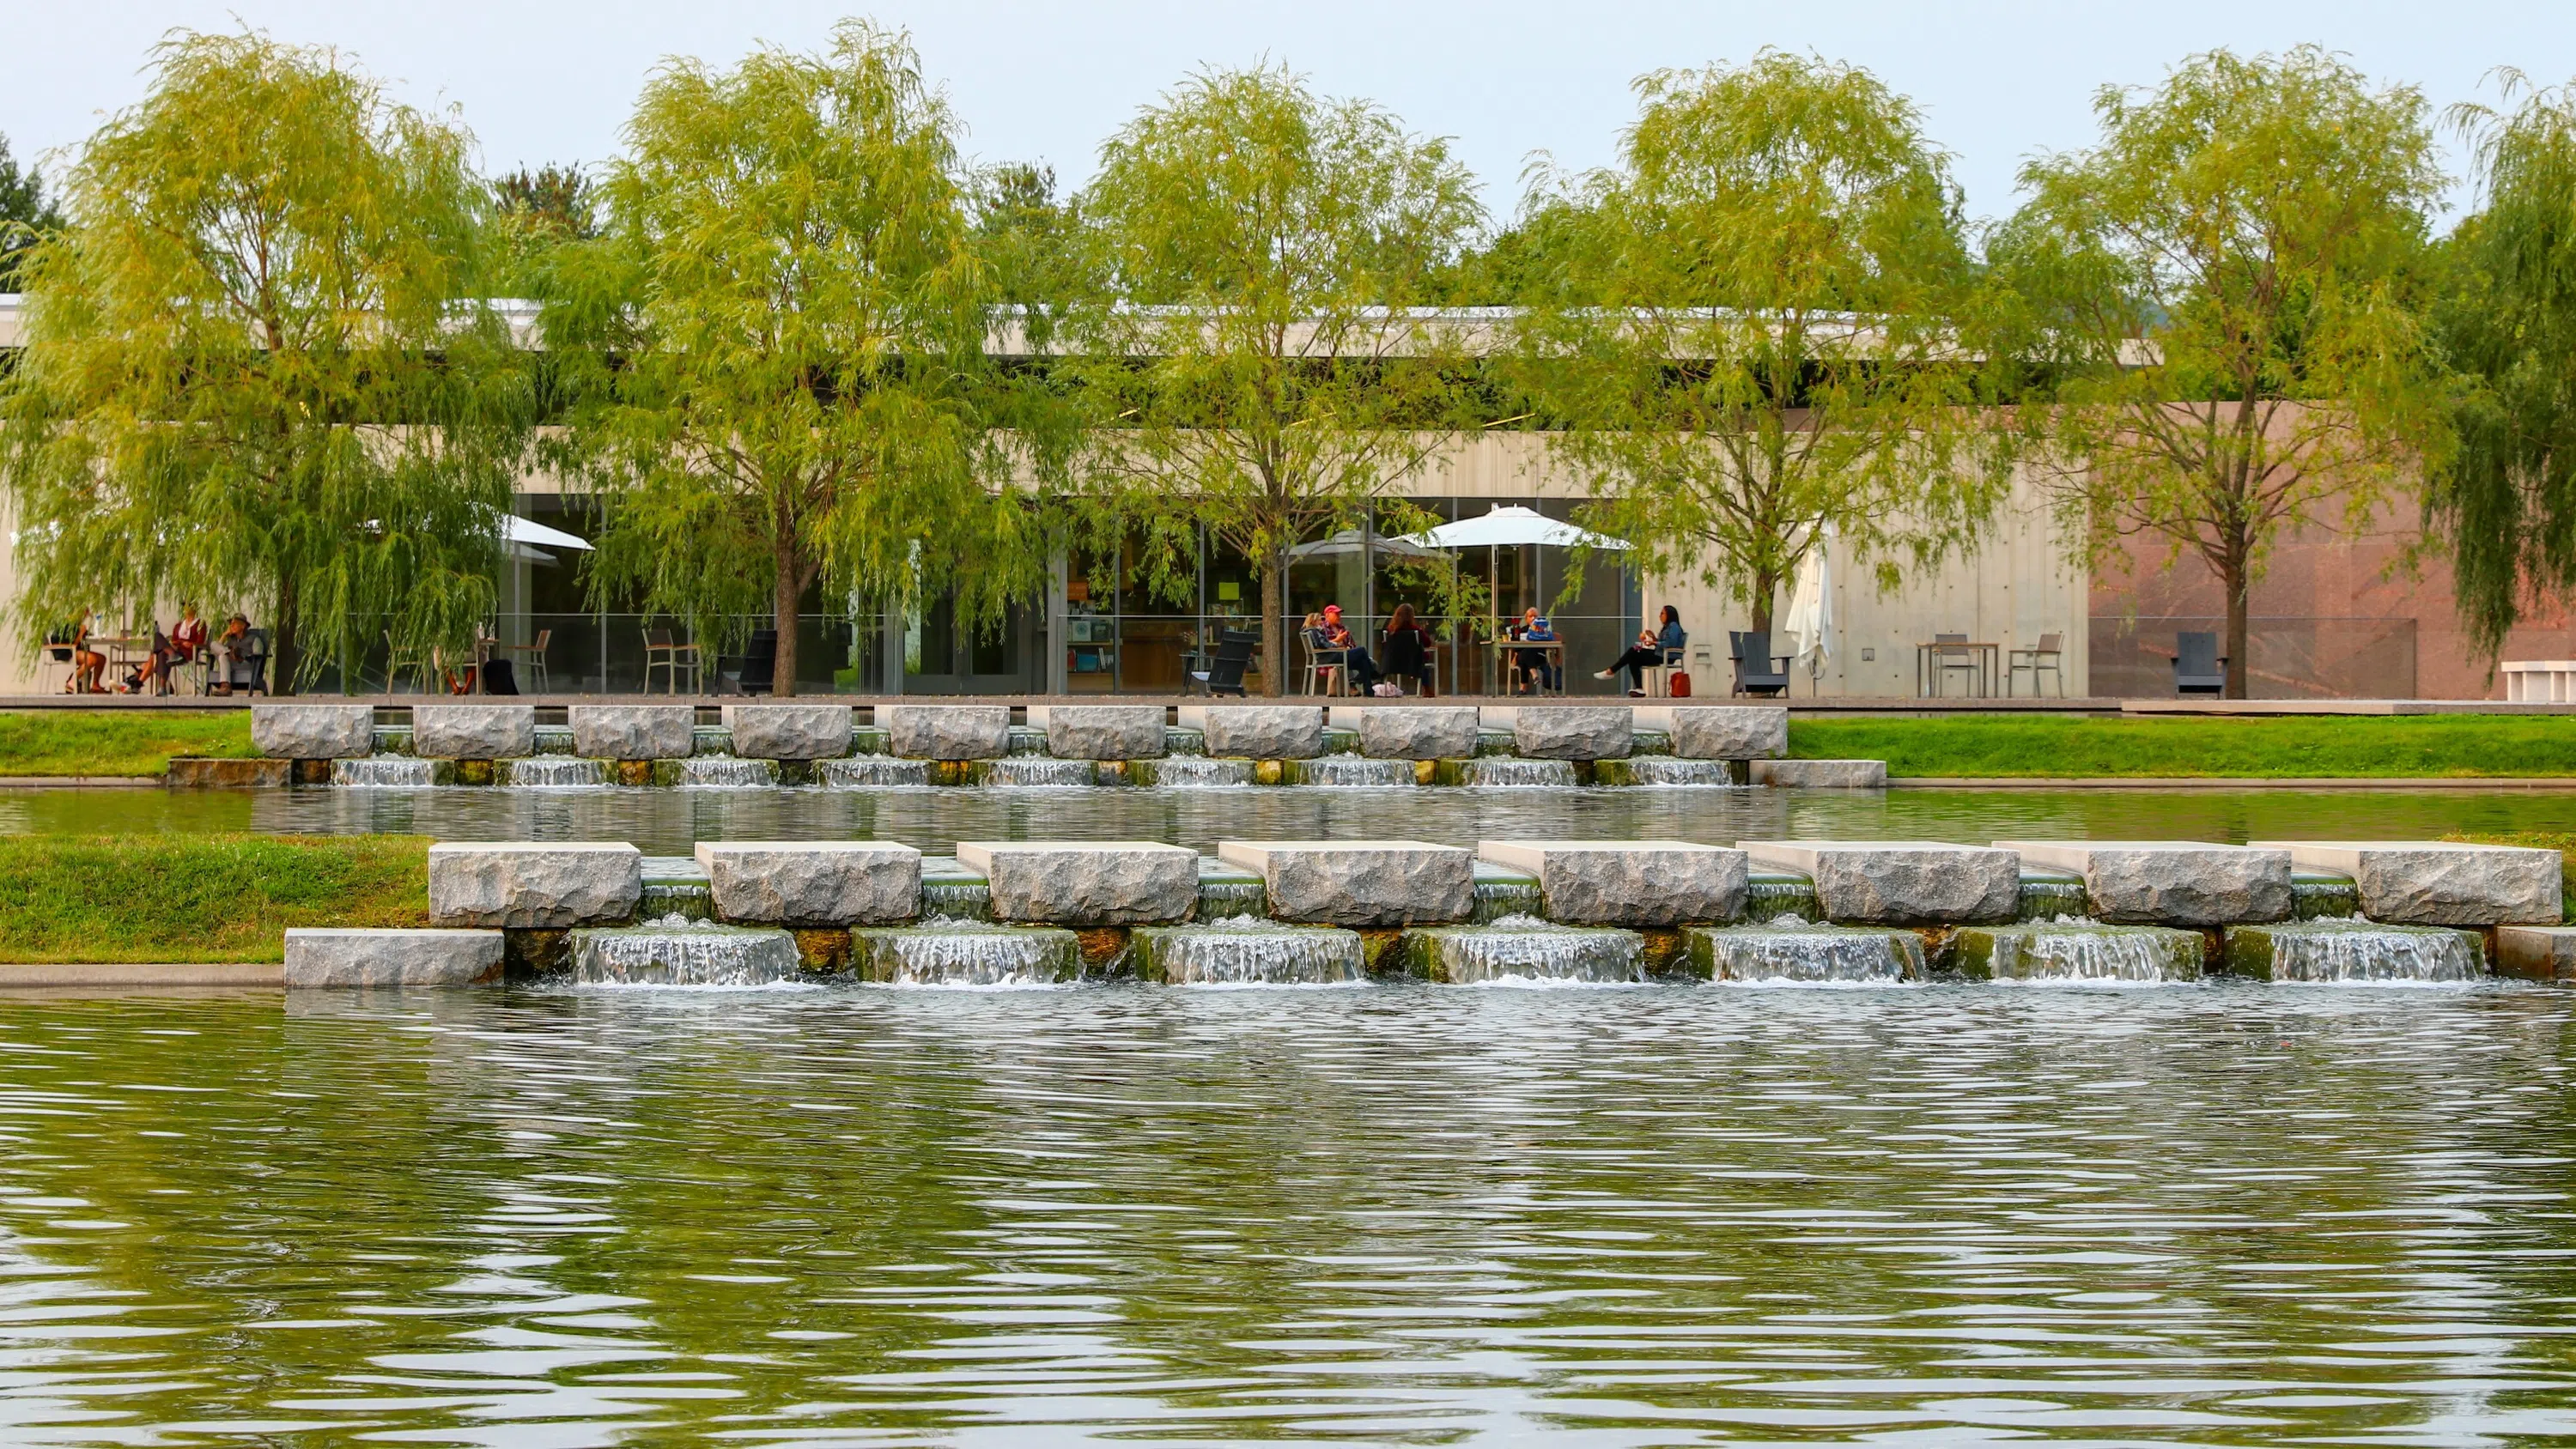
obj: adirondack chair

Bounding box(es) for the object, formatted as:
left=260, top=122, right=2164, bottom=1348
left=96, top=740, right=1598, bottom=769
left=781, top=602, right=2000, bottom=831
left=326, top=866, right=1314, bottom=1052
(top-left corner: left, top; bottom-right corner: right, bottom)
left=2174, top=631, right=2227, bottom=695
left=1730, top=630, right=1790, bottom=698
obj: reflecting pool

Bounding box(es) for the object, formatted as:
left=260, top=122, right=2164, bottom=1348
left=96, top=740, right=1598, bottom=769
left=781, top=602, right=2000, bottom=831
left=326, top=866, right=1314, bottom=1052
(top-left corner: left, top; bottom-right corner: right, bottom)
left=1, top=983, right=2574, bottom=1443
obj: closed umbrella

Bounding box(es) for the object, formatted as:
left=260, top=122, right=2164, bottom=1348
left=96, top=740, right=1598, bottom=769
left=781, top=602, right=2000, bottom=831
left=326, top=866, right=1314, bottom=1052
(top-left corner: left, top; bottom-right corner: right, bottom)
left=1783, top=530, right=1833, bottom=694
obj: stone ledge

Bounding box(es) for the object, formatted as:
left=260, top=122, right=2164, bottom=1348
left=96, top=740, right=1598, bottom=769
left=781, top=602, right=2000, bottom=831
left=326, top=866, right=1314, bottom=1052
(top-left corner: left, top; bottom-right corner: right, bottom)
left=285, top=928, right=505, bottom=986
left=2499, top=925, right=2576, bottom=981
left=1031, top=704, right=1168, bottom=760
left=251, top=703, right=375, bottom=760
left=428, top=841, right=642, bottom=928
left=695, top=841, right=921, bottom=925
left=1184, top=704, right=1326, bottom=760
left=1476, top=840, right=1747, bottom=925
left=569, top=705, right=697, bottom=761
left=1514, top=706, right=1634, bottom=761
left=1661, top=706, right=1790, bottom=760
left=1217, top=840, right=1473, bottom=925
left=885, top=704, right=1011, bottom=760
left=1352, top=706, right=1479, bottom=761
left=1751, top=759, right=1886, bottom=788
left=721, top=703, right=854, bottom=761
left=412, top=703, right=536, bottom=761
left=1996, top=840, right=2294, bottom=925
left=2250, top=840, right=2564, bottom=925
left=1737, top=840, right=2019, bottom=925
left=953, top=841, right=1200, bottom=924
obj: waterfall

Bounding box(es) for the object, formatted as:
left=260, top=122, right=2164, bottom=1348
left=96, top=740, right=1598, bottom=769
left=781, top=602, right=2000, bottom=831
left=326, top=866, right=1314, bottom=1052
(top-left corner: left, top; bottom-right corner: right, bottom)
left=2229, top=921, right=2482, bottom=983
left=2016, top=873, right=2091, bottom=921
left=1134, top=921, right=1367, bottom=984
left=691, top=726, right=735, bottom=755
left=1967, top=924, right=2202, bottom=983
left=675, top=755, right=780, bottom=787
left=1694, top=924, right=1924, bottom=984
left=1150, top=757, right=1255, bottom=788
left=505, top=757, right=609, bottom=788
left=532, top=725, right=577, bottom=755
left=1287, top=755, right=1414, bottom=787
left=370, top=727, right=413, bottom=755
left=1619, top=757, right=1738, bottom=786
left=1007, top=726, right=1049, bottom=755
left=819, top=755, right=932, bottom=788
left=919, top=864, right=995, bottom=922
left=2292, top=874, right=2362, bottom=919
left=1406, top=919, right=1645, bottom=984
left=1196, top=870, right=1269, bottom=920
left=1471, top=866, right=1546, bottom=924
left=571, top=918, right=802, bottom=985
left=1744, top=873, right=1821, bottom=922
left=1165, top=727, right=1206, bottom=755
left=639, top=858, right=713, bottom=922
left=859, top=922, right=1078, bottom=985
left=981, top=757, right=1098, bottom=787
left=1460, top=757, right=1580, bottom=787
left=331, top=755, right=440, bottom=787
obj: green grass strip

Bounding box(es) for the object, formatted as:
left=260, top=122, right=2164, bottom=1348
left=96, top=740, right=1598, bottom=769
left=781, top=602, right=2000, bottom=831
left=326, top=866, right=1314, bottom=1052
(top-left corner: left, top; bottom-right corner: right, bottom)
left=0, top=834, right=428, bottom=964
left=0, top=710, right=257, bottom=778
left=1793, top=714, right=2576, bottom=779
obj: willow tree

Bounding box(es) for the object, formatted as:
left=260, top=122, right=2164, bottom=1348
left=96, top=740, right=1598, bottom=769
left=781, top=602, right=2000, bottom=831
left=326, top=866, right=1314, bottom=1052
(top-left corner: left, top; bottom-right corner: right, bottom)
left=1996, top=46, right=2447, bottom=695
left=1515, top=52, right=2007, bottom=635
left=0, top=32, right=524, bottom=690
left=546, top=21, right=1035, bottom=696
left=1071, top=65, right=1485, bottom=695
left=2433, top=73, right=2576, bottom=657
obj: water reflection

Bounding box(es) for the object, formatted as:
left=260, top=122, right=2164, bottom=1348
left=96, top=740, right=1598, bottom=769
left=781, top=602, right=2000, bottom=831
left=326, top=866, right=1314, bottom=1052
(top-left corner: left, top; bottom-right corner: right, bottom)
left=0, top=986, right=2568, bottom=1441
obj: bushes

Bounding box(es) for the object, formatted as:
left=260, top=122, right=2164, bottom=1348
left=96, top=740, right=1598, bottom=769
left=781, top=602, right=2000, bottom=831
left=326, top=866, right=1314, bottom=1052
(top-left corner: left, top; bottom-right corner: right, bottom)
left=0, top=834, right=428, bottom=963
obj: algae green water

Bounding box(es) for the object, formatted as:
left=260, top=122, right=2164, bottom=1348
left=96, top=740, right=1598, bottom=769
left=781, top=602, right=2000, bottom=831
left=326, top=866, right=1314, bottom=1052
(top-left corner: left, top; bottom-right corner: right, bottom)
left=3, top=983, right=2576, bottom=1444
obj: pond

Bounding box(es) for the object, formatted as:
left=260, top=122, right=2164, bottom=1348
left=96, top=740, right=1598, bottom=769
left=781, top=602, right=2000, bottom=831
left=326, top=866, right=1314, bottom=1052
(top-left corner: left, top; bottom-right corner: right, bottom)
left=3, top=782, right=2572, bottom=853
left=1, top=982, right=2573, bottom=1444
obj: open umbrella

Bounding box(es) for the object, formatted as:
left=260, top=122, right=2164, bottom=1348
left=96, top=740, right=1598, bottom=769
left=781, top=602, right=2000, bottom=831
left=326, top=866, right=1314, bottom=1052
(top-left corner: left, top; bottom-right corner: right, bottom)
left=1398, top=505, right=1631, bottom=552
left=1285, top=526, right=1443, bottom=561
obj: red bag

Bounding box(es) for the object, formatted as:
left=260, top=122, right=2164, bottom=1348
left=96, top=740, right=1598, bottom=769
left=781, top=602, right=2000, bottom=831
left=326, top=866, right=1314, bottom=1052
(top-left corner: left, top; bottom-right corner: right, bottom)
left=1668, top=671, right=1692, bottom=698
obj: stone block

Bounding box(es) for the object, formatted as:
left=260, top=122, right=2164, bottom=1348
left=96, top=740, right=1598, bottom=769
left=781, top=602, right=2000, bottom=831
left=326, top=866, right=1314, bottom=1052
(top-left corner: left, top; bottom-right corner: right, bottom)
left=2498, top=925, right=2576, bottom=981
left=2250, top=840, right=2564, bottom=925
left=1750, top=759, right=1886, bottom=789
left=167, top=757, right=289, bottom=788
left=250, top=703, right=375, bottom=760
left=1476, top=840, right=1747, bottom=926
left=1669, top=706, right=1789, bottom=760
left=568, top=704, right=696, bottom=761
left=1996, top=840, right=2294, bottom=926
left=1514, top=706, right=1634, bottom=761
left=284, top=928, right=505, bottom=987
left=721, top=703, right=854, bottom=761
left=1195, top=705, right=1325, bottom=760
left=411, top=703, right=536, bottom=761
left=694, top=841, right=921, bottom=926
left=1736, top=840, right=2019, bottom=925
left=1037, top=704, right=1167, bottom=760
left=885, top=704, right=1010, bottom=760
left=1355, top=706, right=1479, bottom=761
left=1217, top=840, right=1473, bottom=926
left=428, top=841, right=642, bottom=928
left=953, top=841, right=1199, bottom=925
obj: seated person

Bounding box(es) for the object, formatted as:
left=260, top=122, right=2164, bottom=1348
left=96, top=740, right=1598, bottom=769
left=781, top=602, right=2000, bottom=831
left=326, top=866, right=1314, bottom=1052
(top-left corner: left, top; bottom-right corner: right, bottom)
left=123, top=626, right=175, bottom=694
left=210, top=614, right=252, bottom=695
left=1510, top=607, right=1558, bottom=694
left=1380, top=603, right=1433, bottom=696
left=1598, top=604, right=1686, bottom=696
left=69, top=613, right=106, bottom=694
left=169, top=603, right=208, bottom=666
left=1320, top=604, right=1381, bottom=693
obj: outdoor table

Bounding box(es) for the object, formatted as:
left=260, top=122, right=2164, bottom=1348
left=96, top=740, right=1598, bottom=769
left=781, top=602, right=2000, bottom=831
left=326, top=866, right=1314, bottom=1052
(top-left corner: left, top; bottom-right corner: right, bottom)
left=1914, top=640, right=2001, bottom=697
left=1492, top=637, right=1565, bottom=696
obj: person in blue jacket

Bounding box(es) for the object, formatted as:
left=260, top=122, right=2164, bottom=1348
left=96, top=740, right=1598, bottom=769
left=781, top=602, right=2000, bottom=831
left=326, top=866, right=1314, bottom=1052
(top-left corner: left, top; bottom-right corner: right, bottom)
left=1597, top=605, right=1686, bottom=696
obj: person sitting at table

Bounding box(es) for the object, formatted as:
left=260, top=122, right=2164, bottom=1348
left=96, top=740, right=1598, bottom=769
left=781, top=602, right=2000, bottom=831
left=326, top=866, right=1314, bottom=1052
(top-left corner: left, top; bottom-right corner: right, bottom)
left=122, top=624, right=177, bottom=694
left=68, top=611, right=107, bottom=694
left=1510, top=607, right=1558, bottom=694
left=169, top=603, right=208, bottom=668
left=1597, top=604, right=1686, bottom=697
left=210, top=613, right=252, bottom=695
left=1380, top=603, right=1434, bottom=696
left=1320, top=604, right=1382, bottom=694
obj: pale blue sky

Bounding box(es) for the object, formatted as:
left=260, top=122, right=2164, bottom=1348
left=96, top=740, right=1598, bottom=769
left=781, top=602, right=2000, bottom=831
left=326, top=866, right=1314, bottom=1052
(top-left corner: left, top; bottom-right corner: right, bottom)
left=7, top=1, right=2572, bottom=227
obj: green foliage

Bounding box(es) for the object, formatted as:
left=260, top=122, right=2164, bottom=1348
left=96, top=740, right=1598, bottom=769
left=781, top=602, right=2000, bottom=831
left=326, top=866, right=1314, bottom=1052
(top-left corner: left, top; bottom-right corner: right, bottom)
left=490, top=161, right=598, bottom=296
left=1995, top=46, right=2450, bottom=694
left=0, top=132, right=62, bottom=291
left=2431, top=74, right=2576, bottom=657
left=0, top=833, right=428, bottom=963
left=1792, top=712, right=2576, bottom=778
left=1067, top=64, right=1486, bottom=692
left=1512, top=52, right=2009, bottom=631
left=0, top=710, right=256, bottom=777
left=0, top=31, right=531, bottom=692
left=544, top=21, right=1043, bottom=694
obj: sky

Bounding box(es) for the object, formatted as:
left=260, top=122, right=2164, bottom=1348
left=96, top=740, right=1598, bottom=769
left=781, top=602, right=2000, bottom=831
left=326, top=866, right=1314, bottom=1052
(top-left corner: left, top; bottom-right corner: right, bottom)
left=6, top=1, right=2573, bottom=229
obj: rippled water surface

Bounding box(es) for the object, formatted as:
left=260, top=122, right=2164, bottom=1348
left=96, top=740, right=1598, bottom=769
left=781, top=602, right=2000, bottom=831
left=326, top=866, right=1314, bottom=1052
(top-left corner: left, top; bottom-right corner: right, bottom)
left=4, top=783, right=2573, bottom=852
left=4, top=984, right=2576, bottom=1445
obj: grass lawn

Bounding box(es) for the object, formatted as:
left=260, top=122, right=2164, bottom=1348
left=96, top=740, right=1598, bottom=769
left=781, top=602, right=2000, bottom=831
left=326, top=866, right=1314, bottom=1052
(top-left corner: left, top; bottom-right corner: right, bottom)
left=0, top=710, right=257, bottom=777
left=0, top=834, right=428, bottom=964
left=1794, top=713, right=2576, bottom=778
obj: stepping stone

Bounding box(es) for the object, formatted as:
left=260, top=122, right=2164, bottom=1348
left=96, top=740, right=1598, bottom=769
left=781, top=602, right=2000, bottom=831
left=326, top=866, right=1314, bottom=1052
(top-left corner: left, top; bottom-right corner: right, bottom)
left=2248, top=841, right=2563, bottom=925
left=412, top=703, right=535, bottom=761
left=1476, top=840, right=1747, bottom=925
left=695, top=841, right=920, bottom=925
left=1180, top=704, right=1325, bottom=760
left=569, top=704, right=696, bottom=761
left=1996, top=840, right=2293, bottom=925
left=1735, top=840, right=2018, bottom=925
left=884, top=704, right=1011, bottom=761
left=1030, top=704, right=1167, bottom=760
left=251, top=703, right=375, bottom=760
left=721, top=703, right=854, bottom=761
left=1351, top=706, right=1479, bottom=761
left=1662, top=706, right=1788, bottom=760
left=1513, top=706, right=1633, bottom=760
left=1750, top=760, right=1886, bottom=788
left=1218, top=840, right=1474, bottom=925
left=429, top=842, right=641, bottom=928
left=2498, top=925, right=2576, bottom=981
left=953, top=841, right=1199, bottom=925
left=285, top=928, right=504, bottom=987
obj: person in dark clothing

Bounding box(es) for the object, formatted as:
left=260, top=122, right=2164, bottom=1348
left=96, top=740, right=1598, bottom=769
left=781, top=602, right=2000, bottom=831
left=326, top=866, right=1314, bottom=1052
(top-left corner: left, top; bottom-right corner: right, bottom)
left=1598, top=604, right=1687, bottom=696
left=1320, top=605, right=1381, bottom=691
left=1380, top=603, right=1434, bottom=696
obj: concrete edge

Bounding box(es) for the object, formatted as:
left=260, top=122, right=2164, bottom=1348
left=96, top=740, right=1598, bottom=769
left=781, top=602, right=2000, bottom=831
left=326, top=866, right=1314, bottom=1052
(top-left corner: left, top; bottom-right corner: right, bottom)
left=0, top=776, right=165, bottom=788
left=0, top=962, right=284, bottom=987
left=1890, top=776, right=2576, bottom=790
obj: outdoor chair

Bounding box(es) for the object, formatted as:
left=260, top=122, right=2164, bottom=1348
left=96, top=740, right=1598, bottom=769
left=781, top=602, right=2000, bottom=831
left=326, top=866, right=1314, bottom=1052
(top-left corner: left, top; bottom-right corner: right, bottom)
left=384, top=630, right=436, bottom=694
left=1300, top=628, right=1348, bottom=697
left=2174, top=631, right=2228, bottom=695
left=2009, top=632, right=2065, bottom=697
left=1933, top=632, right=1981, bottom=697
left=1642, top=643, right=1686, bottom=698
left=1189, top=629, right=1257, bottom=698
left=716, top=629, right=776, bottom=696
left=220, top=630, right=270, bottom=696
left=643, top=627, right=701, bottom=694
left=1729, top=631, right=1790, bottom=698
left=493, top=627, right=551, bottom=694
left=40, top=634, right=73, bottom=694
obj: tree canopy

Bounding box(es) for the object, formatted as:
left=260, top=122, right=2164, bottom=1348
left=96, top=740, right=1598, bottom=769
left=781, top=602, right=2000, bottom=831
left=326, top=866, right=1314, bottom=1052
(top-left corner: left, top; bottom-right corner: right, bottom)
left=0, top=134, right=62, bottom=292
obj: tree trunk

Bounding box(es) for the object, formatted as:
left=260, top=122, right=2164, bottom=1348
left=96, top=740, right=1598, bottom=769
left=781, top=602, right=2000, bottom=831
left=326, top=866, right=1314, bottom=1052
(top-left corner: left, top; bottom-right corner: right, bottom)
left=2221, top=549, right=2251, bottom=701
left=272, top=572, right=301, bottom=697
left=772, top=538, right=801, bottom=699
left=1749, top=569, right=1777, bottom=636
left=1260, top=557, right=1287, bottom=698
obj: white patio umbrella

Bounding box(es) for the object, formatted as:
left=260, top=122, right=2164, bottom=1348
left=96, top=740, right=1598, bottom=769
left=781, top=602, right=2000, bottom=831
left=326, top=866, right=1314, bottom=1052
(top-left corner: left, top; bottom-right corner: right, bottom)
left=495, top=511, right=594, bottom=566
left=1285, top=526, right=1442, bottom=561
left=1783, top=528, right=1834, bottom=694
left=1399, top=504, right=1631, bottom=553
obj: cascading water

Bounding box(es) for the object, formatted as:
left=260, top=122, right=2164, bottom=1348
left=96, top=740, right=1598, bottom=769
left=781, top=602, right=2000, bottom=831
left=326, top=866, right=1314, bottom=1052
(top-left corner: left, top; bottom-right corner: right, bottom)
left=919, top=861, right=995, bottom=921
left=1196, top=862, right=1268, bottom=919
left=674, top=755, right=778, bottom=788
left=505, top=757, right=609, bottom=788
left=2225, top=921, right=2483, bottom=983
left=1006, top=726, right=1050, bottom=755
left=1743, top=872, right=1821, bottom=922
left=1460, top=758, right=1580, bottom=787
left=1288, top=755, right=1414, bottom=787
left=1148, top=757, right=1255, bottom=788
left=1618, top=757, right=1739, bottom=787
left=2016, top=871, right=2091, bottom=922
left=690, top=726, right=735, bottom=756
left=1691, top=922, right=1924, bottom=984
left=1955, top=924, right=2203, bottom=983
left=2292, top=873, right=2363, bottom=919
left=1164, top=728, right=1206, bottom=755
left=854, top=922, right=1079, bottom=985
left=1132, top=920, right=1367, bottom=984
left=981, top=757, right=1098, bottom=787
left=1401, top=917, right=1645, bottom=984
left=331, top=755, right=440, bottom=787
left=639, top=858, right=714, bottom=922
left=570, top=917, right=802, bottom=985
left=819, top=755, right=932, bottom=788
left=1471, top=864, right=1546, bottom=924
left=532, top=725, right=578, bottom=755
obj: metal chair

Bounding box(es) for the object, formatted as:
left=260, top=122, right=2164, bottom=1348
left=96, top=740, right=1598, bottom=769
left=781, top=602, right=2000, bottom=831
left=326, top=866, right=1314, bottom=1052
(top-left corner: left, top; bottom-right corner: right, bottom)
left=494, top=628, right=552, bottom=694
left=2008, top=632, right=2064, bottom=697
left=1641, top=644, right=1686, bottom=698
left=385, top=630, right=436, bottom=694
left=1301, top=629, right=1348, bottom=697
left=2174, top=631, right=2227, bottom=695
left=1729, top=631, right=1790, bottom=697
left=1189, top=629, right=1258, bottom=698
left=644, top=627, right=701, bottom=694
left=1933, top=632, right=1981, bottom=697
left=716, top=629, right=776, bottom=696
